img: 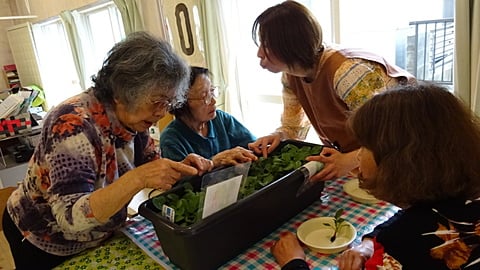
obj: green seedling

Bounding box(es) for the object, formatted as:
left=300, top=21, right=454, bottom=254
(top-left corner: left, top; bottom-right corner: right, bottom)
left=323, top=208, right=346, bottom=242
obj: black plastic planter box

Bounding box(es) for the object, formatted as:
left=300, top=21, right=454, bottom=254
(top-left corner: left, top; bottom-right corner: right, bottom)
left=139, top=140, right=325, bottom=270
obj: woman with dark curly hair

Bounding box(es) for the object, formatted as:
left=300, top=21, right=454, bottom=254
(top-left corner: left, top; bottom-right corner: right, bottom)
left=2, top=32, right=213, bottom=270
left=271, top=83, right=480, bottom=270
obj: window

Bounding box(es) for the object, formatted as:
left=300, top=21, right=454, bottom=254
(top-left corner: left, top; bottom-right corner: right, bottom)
left=408, top=18, right=454, bottom=86
left=31, top=1, right=124, bottom=109
left=330, top=0, right=454, bottom=89
left=75, top=2, right=125, bottom=88
left=32, top=19, right=81, bottom=108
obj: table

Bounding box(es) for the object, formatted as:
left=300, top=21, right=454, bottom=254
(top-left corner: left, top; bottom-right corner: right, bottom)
left=55, top=177, right=399, bottom=269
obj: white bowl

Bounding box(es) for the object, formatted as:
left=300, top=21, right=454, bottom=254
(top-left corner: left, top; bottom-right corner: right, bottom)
left=343, top=178, right=380, bottom=204
left=297, top=217, right=356, bottom=254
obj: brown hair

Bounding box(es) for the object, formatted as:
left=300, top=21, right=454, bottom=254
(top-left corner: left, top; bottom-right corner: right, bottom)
left=252, top=1, right=323, bottom=70
left=348, top=83, right=480, bottom=207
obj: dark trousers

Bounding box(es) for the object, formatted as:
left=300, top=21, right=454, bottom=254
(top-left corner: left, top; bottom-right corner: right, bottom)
left=2, top=209, right=72, bottom=270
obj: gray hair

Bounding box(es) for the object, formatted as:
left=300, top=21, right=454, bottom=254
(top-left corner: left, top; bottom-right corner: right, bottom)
left=91, top=31, right=189, bottom=110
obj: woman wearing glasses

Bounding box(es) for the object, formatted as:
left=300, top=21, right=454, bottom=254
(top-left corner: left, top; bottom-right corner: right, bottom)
left=160, top=66, right=258, bottom=167
left=3, top=32, right=213, bottom=270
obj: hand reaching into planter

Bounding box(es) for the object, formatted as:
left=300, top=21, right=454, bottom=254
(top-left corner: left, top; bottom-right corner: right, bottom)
left=182, top=153, right=214, bottom=175
left=212, top=146, right=258, bottom=167
left=248, top=132, right=283, bottom=158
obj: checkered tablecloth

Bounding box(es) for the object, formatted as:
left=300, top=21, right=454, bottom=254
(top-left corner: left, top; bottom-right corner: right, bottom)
left=122, top=177, right=399, bottom=270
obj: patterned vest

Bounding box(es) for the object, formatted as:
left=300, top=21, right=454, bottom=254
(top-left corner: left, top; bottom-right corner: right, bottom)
left=286, top=48, right=416, bottom=152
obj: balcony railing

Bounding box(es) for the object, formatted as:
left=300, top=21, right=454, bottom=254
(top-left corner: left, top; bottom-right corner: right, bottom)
left=408, top=18, right=454, bottom=85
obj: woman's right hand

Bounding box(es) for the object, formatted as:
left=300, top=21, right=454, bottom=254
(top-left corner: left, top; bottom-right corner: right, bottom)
left=248, top=132, right=283, bottom=158
left=337, top=239, right=374, bottom=270
left=182, top=153, right=214, bottom=175
left=135, top=158, right=199, bottom=190
left=212, top=146, right=258, bottom=167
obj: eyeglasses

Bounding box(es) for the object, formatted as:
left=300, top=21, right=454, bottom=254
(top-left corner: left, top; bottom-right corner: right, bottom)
left=149, top=97, right=173, bottom=112
left=189, top=86, right=219, bottom=105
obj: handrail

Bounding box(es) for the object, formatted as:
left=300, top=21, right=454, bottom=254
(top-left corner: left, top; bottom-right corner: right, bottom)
left=408, top=18, right=454, bottom=85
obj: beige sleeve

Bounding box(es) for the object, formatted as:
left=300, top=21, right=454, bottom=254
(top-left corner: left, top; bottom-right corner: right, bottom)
left=275, top=73, right=311, bottom=140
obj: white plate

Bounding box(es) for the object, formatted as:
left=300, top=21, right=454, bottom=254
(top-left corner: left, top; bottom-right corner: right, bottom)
left=343, top=178, right=379, bottom=204
left=297, top=217, right=356, bottom=254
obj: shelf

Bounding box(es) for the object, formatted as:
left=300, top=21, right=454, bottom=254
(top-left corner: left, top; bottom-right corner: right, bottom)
left=2, top=64, right=20, bottom=89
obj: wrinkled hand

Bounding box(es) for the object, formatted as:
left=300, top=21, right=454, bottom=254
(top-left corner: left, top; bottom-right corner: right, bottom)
left=248, top=133, right=282, bottom=158
left=212, top=146, right=258, bottom=167
left=337, top=239, right=374, bottom=270
left=306, top=148, right=359, bottom=181
left=271, top=232, right=306, bottom=268
left=182, top=153, right=214, bottom=176
left=134, top=158, right=199, bottom=190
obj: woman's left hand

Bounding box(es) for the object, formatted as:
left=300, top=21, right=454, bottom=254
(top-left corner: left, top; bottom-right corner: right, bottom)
left=182, top=153, right=214, bottom=175
left=212, top=146, right=258, bottom=167
left=307, top=148, right=359, bottom=181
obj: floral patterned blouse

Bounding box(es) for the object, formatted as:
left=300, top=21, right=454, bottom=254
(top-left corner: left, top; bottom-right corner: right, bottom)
left=6, top=89, right=158, bottom=256
left=364, top=198, right=480, bottom=269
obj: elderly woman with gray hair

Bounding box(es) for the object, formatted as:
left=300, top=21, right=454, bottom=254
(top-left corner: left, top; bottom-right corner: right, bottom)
left=3, top=32, right=213, bottom=270
left=160, top=66, right=258, bottom=167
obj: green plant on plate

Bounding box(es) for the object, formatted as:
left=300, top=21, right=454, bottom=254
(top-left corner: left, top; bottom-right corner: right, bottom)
left=323, top=208, right=347, bottom=242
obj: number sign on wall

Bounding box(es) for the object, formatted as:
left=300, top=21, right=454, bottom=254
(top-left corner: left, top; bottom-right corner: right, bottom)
left=162, top=0, right=206, bottom=66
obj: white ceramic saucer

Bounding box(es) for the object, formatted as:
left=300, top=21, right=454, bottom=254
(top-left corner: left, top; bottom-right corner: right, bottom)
left=343, top=178, right=379, bottom=204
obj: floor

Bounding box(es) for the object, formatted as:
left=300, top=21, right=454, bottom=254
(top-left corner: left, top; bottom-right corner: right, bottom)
left=0, top=187, right=16, bottom=269
left=0, top=231, right=14, bottom=270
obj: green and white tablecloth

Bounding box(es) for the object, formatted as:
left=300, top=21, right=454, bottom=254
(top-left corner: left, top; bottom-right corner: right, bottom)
left=54, top=232, right=164, bottom=270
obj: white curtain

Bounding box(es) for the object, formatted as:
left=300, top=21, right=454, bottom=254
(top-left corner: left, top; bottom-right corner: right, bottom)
left=198, top=0, right=229, bottom=110
left=113, top=0, right=145, bottom=34
left=215, top=1, right=249, bottom=121
left=60, top=11, right=87, bottom=91
left=454, top=0, right=480, bottom=115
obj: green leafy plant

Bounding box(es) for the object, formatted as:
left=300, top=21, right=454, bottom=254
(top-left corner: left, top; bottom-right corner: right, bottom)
left=152, top=143, right=322, bottom=227
left=239, top=144, right=322, bottom=198
left=323, top=208, right=346, bottom=242
left=152, top=183, right=205, bottom=226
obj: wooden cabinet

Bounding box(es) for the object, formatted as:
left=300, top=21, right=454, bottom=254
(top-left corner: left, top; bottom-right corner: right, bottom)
left=2, top=64, right=20, bottom=89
